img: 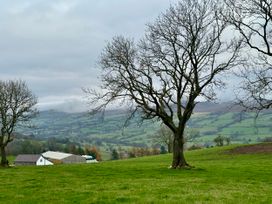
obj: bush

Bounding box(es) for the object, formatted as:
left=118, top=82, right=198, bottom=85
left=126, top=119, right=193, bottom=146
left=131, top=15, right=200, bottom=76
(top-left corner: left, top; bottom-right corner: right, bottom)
left=160, top=146, right=167, bottom=154
left=111, top=149, right=119, bottom=160
left=214, top=135, right=224, bottom=146
left=84, top=146, right=102, bottom=161
left=213, top=135, right=231, bottom=146
left=188, top=144, right=203, bottom=151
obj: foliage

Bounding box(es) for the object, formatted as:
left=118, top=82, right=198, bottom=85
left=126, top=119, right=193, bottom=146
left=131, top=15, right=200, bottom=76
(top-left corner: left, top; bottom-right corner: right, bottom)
left=5, top=137, right=102, bottom=160
left=214, top=135, right=231, bottom=146
left=111, top=149, right=119, bottom=160
left=160, top=146, right=167, bottom=154
left=85, top=146, right=102, bottom=161
left=6, top=140, right=44, bottom=155
left=187, top=144, right=203, bottom=151
left=111, top=147, right=160, bottom=160
left=214, top=135, right=224, bottom=146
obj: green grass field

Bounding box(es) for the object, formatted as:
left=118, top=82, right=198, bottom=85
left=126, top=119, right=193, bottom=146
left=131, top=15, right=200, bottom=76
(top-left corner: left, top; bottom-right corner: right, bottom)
left=1, top=145, right=272, bottom=204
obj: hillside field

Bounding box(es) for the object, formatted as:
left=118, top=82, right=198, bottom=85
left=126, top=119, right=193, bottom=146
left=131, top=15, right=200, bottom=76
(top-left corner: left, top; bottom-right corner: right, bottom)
left=18, top=109, right=272, bottom=150
left=1, top=144, right=272, bottom=203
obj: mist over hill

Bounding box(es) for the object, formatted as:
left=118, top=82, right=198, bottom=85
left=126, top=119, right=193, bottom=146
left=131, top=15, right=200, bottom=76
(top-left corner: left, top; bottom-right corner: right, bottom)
left=194, top=101, right=243, bottom=113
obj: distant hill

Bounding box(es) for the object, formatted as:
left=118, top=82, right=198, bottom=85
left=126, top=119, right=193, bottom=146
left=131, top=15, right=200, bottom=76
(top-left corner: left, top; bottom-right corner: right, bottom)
left=18, top=102, right=272, bottom=150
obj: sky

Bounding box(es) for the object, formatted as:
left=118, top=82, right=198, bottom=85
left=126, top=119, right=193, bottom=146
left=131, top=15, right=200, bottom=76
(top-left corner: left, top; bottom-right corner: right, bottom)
left=0, top=0, right=236, bottom=112
left=0, top=0, right=180, bottom=112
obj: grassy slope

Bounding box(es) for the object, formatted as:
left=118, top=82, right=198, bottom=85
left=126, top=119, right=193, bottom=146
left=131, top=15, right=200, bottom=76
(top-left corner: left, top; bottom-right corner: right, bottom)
left=188, top=112, right=272, bottom=143
left=1, top=146, right=272, bottom=204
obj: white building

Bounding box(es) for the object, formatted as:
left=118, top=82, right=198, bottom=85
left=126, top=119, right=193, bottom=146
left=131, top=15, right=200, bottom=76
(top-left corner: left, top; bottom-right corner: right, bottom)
left=14, top=154, right=53, bottom=166
left=82, top=155, right=98, bottom=163
left=42, top=151, right=86, bottom=164
left=14, top=151, right=87, bottom=166
left=36, top=156, right=54, bottom=166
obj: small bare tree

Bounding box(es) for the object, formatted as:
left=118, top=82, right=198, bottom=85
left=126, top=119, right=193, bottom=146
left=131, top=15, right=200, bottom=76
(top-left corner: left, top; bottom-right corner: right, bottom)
left=0, top=80, right=37, bottom=166
left=152, top=125, right=200, bottom=153
left=224, top=0, right=272, bottom=111
left=86, top=0, right=241, bottom=168
left=152, top=124, right=174, bottom=153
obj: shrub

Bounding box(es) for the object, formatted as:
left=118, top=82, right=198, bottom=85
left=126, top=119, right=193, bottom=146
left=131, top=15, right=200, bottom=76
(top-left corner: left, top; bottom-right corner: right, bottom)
left=214, top=135, right=231, bottom=146
left=188, top=144, right=203, bottom=151
left=214, top=135, right=224, bottom=146
left=160, top=146, right=167, bottom=154
left=111, top=149, right=119, bottom=160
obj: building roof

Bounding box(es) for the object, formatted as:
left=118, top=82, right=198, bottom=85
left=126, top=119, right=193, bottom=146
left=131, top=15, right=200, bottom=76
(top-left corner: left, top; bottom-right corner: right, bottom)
left=15, top=154, right=41, bottom=163
left=82, top=155, right=93, bottom=160
left=42, top=151, right=72, bottom=160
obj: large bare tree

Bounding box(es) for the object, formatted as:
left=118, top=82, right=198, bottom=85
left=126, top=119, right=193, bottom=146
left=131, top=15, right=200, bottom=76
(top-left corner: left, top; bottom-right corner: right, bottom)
left=0, top=80, right=37, bottom=166
left=224, top=0, right=272, bottom=111
left=87, top=0, right=241, bottom=168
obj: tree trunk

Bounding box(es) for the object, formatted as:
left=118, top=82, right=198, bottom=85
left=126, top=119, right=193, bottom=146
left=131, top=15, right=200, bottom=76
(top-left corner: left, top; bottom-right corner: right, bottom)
left=0, top=146, right=8, bottom=167
left=167, top=143, right=172, bottom=153
left=171, top=135, right=190, bottom=169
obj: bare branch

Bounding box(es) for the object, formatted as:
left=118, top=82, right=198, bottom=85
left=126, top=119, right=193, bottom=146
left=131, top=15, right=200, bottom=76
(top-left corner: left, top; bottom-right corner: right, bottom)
left=0, top=79, right=37, bottom=166
left=224, top=0, right=272, bottom=112
left=85, top=0, right=241, bottom=168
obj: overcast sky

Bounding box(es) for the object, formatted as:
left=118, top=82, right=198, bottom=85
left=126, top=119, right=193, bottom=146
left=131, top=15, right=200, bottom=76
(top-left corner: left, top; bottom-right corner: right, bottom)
left=0, top=0, right=237, bottom=112
left=0, top=0, right=181, bottom=111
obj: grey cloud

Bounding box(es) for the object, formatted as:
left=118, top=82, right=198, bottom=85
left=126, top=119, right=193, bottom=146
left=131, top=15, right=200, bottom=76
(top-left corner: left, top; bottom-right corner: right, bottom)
left=0, top=0, right=180, bottom=111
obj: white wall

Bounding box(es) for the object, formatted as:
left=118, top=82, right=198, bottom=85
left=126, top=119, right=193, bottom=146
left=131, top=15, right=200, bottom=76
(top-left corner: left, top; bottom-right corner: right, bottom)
left=36, top=156, right=53, bottom=166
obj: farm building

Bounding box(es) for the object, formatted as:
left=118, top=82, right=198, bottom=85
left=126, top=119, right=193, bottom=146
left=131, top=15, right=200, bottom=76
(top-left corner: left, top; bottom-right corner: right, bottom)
left=42, top=151, right=86, bottom=164
left=14, top=154, right=53, bottom=166
left=82, top=155, right=98, bottom=163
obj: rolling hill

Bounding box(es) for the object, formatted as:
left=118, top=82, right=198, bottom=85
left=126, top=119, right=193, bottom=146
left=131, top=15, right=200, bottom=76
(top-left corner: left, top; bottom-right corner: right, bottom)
left=18, top=102, right=272, bottom=151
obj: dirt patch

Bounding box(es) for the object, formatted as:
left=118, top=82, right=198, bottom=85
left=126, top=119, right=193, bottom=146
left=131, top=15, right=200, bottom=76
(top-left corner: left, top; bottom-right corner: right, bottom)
left=228, top=143, right=272, bottom=154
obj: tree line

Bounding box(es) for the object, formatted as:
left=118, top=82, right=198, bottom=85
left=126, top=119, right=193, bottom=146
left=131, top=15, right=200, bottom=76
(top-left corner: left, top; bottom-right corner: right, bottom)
left=110, top=147, right=162, bottom=160
left=6, top=138, right=102, bottom=161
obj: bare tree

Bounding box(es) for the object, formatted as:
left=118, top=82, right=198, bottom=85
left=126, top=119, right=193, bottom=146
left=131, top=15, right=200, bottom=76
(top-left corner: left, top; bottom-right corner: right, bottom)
left=152, top=124, right=174, bottom=153
left=186, top=128, right=201, bottom=143
left=152, top=125, right=200, bottom=153
left=86, top=0, right=241, bottom=168
left=223, top=0, right=272, bottom=111
left=224, top=0, right=272, bottom=56
left=0, top=80, right=37, bottom=166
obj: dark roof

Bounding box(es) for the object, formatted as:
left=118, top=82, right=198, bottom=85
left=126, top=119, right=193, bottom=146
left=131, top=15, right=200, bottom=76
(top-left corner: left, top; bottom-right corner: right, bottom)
left=14, top=154, right=41, bottom=163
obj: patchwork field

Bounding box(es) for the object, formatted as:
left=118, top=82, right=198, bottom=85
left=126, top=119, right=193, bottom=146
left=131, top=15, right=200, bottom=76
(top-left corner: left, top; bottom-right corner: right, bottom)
left=1, top=144, right=272, bottom=203
left=17, top=109, right=272, bottom=151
